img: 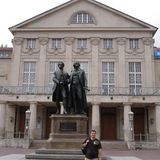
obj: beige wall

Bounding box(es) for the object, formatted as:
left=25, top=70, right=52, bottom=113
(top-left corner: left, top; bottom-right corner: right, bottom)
left=0, top=0, right=159, bottom=143
left=0, top=59, right=11, bottom=86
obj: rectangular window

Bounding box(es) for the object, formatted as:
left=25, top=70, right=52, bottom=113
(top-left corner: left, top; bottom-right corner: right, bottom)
left=129, top=62, right=142, bottom=95
left=27, top=39, right=36, bottom=49
left=77, top=39, right=87, bottom=49
left=103, top=39, right=113, bottom=49
left=22, top=62, right=36, bottom=92
left=129, top=39, right=139, bottom=49
left=49, top=61, right=59, bottom=85
left=80, top=62, right=89, bottom=84
left=102, top=62, right=115, bottom=95
left=52, top=39, right=61, bottom=49
left=77, top=13, right=83, bottom=23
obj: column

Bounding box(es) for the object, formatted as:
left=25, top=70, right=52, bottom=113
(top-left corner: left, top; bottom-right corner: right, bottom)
left=117, top=38, right=127, bottom=88
left=123, top=102, right=132, bottom=142
left=91, top=102, right=100, bottom=139
left=155, top=103, right=160, bottom=142
left=29, top=102, right=37, bottom=140
left=0, top=102, right=6, bottom=138
left=37, top=37, right=48, bottom=86
left=10, top=37, right=24, bottom=86
left=90, top=38, right=100, bottom=88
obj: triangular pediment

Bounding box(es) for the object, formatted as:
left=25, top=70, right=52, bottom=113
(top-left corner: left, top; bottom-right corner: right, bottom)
left=9, top=0, right=157, bottom=33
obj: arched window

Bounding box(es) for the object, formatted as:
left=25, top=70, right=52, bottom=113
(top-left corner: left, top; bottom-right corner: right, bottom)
left=71, top=11, right=95, bottom=24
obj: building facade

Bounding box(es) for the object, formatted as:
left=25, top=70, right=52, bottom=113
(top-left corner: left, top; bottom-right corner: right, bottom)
left=0, top=0, right=160, bottom=147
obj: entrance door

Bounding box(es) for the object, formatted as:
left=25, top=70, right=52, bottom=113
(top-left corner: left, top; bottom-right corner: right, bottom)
left=18, top=107, right=28, bottom=138
left=101, top=108, right=117, bottom=140
left=132, top=108, right=145, bottom=140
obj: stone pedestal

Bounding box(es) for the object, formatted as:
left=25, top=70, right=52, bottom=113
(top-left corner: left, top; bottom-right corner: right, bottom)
left=46, top=114, right=88, bottom=149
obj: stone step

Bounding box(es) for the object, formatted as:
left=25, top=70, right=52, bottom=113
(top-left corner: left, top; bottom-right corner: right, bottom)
left=25, top=154, right=109, bottom=160
left=30, top=139, right=83, bottom=149
left=30, top=140, right=128, bottom=150
left=25, top=149, right=109, bottom=160
left=25, top=153, right=84, bottom=160
left=35, top=148, right=82, bottom=155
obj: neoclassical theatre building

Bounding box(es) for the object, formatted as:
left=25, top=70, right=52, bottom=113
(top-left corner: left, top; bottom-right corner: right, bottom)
left=0, top=0, right=160, bottom=147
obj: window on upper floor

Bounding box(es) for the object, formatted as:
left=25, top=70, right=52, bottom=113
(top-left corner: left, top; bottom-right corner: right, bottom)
left=129, top=39, right=139, bottom=49
left=102, top=62, right=115, bottom=95
left=52, top=39, right=62, bottom=49
left=129, top=62, right=142, bottom=95
left=79, top=62, right=89, bottom=83
left=27, top=38, right=36, bottom=49
left=77, top=39, right=87, bottom=49
left=22, top=62, right=36, bottom=92
left=103, top=39, right=113, bottom=49
left=48, top=61, right=59, bottom=85
left=71, top=12, right=94, bottom=24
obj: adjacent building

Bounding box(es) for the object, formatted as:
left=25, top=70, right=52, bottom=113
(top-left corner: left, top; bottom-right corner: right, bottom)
left=0, top=0, right=160, bottom=148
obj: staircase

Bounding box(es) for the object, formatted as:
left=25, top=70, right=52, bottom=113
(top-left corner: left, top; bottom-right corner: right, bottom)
left=25, top=149, right=84, bottom=160
left=25, top=141, right=126, bottom=160
left=30, top=140, right=128, bottom=150
left=25, top=149, right=108, bottom=160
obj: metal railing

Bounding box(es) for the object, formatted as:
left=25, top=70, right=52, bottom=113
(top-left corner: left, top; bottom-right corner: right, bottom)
left=1, top=86, right=160, bottom=96
left=134, top=133, right=157, bottom=142
left=4, top=131, right=25, bottom=139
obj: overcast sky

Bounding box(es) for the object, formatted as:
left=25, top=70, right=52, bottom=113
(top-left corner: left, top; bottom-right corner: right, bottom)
left=1, top=0, right=159, bottom=47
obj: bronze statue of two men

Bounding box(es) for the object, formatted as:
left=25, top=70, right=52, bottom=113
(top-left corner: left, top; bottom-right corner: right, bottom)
left=52, top=62, right=88, bottom=115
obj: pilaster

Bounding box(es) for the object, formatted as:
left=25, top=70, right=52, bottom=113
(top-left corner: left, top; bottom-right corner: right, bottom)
left=10, top=37, right=24, bottom=85
left=37, top=37, right=48, bottom=86
left=143, top=38, right=154, bottom=87
left=64, top=37, right=74, bottom=72
left=91, top=38, right=100, bottom=88
left=117, top=38, right=127, bottom=88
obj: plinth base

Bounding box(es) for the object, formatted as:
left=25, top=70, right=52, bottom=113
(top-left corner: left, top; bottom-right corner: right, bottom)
left=46, top=114, right=88, bottom=149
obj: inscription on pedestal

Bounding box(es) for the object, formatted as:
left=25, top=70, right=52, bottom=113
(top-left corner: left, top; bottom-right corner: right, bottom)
left=60, top=122, right=77, bottom=131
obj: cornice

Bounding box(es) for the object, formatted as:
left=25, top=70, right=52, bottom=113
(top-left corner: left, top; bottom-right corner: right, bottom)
left=10, top=27, right=157, bottom=32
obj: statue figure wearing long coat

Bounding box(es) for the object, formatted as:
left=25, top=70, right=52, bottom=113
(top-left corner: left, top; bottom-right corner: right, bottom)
left=69, top=62, right=88, bottom=114
left=52, top=62, right=70, bottom=114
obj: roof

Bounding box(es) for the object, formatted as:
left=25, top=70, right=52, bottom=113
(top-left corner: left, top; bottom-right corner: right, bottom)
left=9, top=0, right=158, bottom=35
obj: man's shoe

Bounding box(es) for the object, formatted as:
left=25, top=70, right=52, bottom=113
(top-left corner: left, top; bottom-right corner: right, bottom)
left=56, top=110, right=60, bottom=114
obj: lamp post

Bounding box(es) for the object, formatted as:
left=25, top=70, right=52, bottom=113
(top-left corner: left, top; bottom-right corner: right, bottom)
left=25, top=109, right=31, bottom=138
left=128, top=111, right=134, bottom=142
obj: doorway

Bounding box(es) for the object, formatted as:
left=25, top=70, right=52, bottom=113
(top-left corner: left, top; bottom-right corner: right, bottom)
left=132, top=108, right=145, bottom=140
left=101, top=108, right=117, bottom=140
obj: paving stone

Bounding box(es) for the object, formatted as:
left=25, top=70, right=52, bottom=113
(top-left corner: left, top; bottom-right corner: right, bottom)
left=110, top=156, right=142, bottom=160
left=0, top=154, right=142, bottom=160
left=0, top=154, right=25, bottom=160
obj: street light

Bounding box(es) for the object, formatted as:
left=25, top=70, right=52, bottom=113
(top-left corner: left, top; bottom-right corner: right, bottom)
left=25, top=109, right=31, bottom=120
left=128, top=111, right=134, bottom=121
left=25, top=109, right=31, bottom=138
left=128, top=111, right=134, bottom=142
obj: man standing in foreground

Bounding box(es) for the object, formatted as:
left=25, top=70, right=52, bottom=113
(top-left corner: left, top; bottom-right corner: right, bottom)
left=82, top=130, right=102, bottom=160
